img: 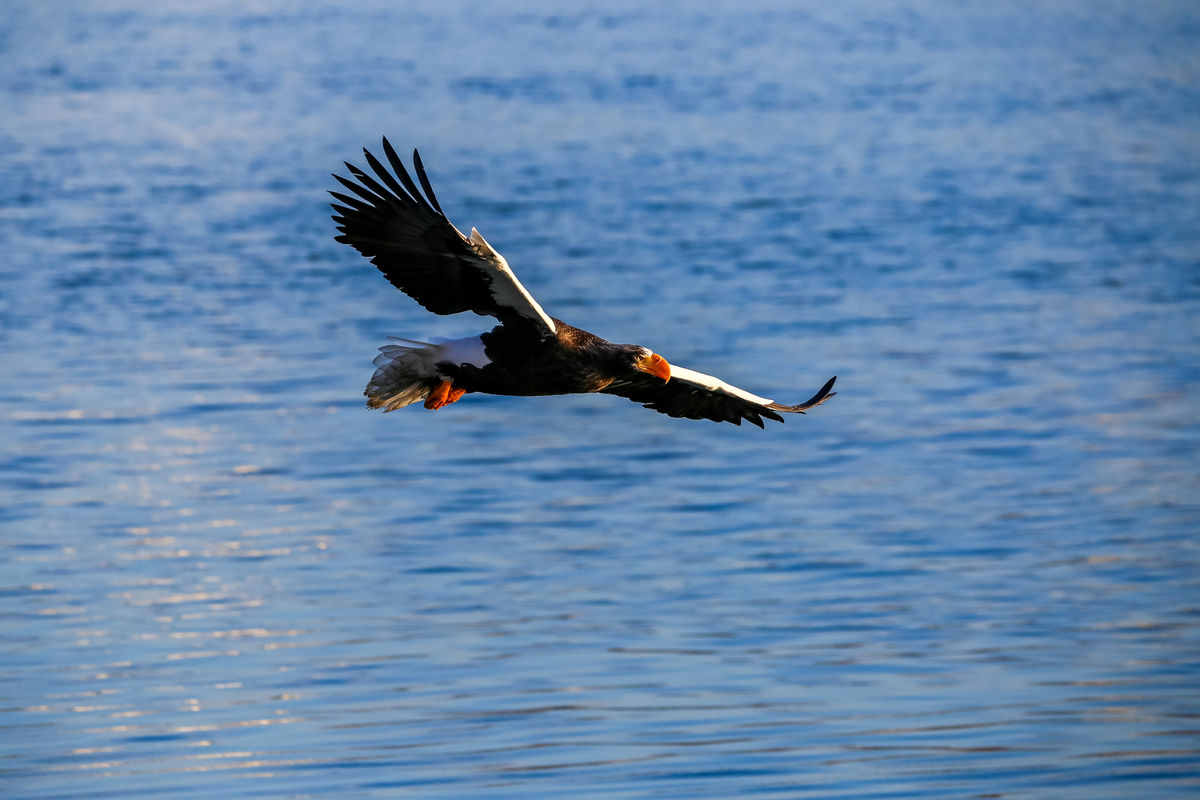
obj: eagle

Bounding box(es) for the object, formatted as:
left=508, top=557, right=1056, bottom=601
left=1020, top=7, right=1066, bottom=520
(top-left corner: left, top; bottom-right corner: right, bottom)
left=330, top=139, right=836, bottom=427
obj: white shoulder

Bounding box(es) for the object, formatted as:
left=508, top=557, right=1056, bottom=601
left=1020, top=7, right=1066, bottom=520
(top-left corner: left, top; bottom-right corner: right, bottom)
left=467, top=227, right=557, bottom=335
left=668, top=365, right=775, bottom=406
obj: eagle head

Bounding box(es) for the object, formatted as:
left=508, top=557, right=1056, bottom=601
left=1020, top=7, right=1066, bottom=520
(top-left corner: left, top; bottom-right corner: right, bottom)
left=626, top=345, right=671, bottom=383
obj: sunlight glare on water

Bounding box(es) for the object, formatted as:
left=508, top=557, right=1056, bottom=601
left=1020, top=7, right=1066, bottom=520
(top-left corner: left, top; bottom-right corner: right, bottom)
left=1, top=1, right=1199, bottom=798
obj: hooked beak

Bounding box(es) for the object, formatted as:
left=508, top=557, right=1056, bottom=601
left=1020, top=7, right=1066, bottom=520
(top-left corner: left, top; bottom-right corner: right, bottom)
left=636, top=352, right=671, bottom=382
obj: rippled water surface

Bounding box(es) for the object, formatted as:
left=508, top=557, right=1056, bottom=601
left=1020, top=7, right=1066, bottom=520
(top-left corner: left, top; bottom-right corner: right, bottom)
left=3, top=1, right=1199, bottom=797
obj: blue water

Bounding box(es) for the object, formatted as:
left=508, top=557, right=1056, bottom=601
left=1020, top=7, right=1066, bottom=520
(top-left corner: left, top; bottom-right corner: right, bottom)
left=2, top=1, right=1199, bottom=797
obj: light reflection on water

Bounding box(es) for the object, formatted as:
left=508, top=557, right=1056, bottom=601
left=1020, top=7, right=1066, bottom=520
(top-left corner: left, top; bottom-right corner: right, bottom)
left=2, top=0, right=1199, bottom=797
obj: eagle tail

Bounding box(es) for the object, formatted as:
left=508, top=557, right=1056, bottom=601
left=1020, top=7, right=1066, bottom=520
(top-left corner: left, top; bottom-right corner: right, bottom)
left=365, top=338, right=439, bottom=411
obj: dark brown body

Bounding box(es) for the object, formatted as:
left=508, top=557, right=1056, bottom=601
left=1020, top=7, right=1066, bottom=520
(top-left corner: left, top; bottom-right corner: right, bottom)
left=335, top=141, right=836, bottom=425
left=439, top=318, right=637, bottom=397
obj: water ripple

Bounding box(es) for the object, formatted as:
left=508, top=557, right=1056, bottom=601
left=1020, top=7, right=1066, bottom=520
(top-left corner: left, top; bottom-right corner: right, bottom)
left=2, top=1, right=1199, bottom=798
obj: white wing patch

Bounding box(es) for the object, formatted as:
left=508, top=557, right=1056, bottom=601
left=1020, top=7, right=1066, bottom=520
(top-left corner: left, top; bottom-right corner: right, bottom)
left=668, top=365, right=775, bottom=407
left=468, top=227, right=557, bottom=336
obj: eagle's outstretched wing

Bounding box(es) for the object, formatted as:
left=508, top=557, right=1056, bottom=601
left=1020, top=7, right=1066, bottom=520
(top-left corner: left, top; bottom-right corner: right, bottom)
left=604, top=367, right=836, bottom=427
left=330, top=139, right=556, bottom=335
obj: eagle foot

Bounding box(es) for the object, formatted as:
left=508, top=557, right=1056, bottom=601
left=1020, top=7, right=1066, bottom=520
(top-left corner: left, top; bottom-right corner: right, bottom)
left=424, top=380, right=465, bottom=410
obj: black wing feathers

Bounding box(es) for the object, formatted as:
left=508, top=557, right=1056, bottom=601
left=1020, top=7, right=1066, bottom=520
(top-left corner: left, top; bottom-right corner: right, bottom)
left=382, top=139, right=432, bottom=213
left=765, top=376, right=838, bottom=414
left=603, top=375, right=837, bottom=428
left=412, top=150, right=448, bottom=217
left=329, top=139, right=506, bottom=321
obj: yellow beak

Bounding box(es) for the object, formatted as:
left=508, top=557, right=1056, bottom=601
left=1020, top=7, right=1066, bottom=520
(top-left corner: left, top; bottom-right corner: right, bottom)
left=637, top=352, right=671, bottom=382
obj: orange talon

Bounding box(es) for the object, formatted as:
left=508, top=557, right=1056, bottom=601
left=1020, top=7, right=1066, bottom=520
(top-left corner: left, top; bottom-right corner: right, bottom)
left=424, top=379, right=464, bottom=410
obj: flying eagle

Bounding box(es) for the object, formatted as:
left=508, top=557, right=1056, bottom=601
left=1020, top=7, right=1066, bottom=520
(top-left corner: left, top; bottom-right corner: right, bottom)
left=330, top=139, right=836, bottom=427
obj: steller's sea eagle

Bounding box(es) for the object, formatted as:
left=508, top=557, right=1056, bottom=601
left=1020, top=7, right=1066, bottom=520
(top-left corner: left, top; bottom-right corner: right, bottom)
left=330, top=139, right=836, bottom=427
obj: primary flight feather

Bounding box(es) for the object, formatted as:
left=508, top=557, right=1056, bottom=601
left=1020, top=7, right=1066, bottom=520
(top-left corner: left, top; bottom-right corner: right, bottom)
left=331, top=139, right=836, bottom=427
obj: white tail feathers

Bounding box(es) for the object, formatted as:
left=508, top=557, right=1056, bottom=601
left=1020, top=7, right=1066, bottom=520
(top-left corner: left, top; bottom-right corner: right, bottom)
left=365, top=335, right=491, bottom=411
left=366, top=338, right=438, bottom=411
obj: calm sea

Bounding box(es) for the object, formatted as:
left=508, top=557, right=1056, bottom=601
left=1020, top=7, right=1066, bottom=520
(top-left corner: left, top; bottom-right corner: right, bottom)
left=2, top=1, right=1198, bottom=797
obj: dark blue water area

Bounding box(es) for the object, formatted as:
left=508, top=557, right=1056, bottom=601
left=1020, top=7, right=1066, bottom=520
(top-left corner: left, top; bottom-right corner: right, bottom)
left=2, top=1, right=1199, bottom=797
